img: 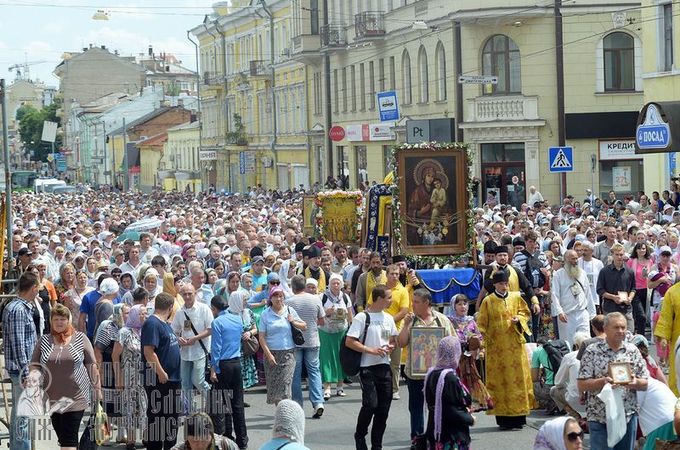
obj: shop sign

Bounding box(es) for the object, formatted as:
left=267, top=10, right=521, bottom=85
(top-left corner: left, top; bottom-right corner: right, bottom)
left=599, top=140, right=637, bottom=160
left=239, top=151, right=256, bottom=174
left=329, top=126, right=345, bottom=142
left=199, top=149, right=218, bottom=161
left=369, top=123, right=395, bottom=141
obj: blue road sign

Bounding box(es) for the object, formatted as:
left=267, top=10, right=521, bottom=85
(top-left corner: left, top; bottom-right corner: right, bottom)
left=637, top=104, right=671, bottom=150
left=239, top=152, right=246, bottom=174
left=377, top=91, right=399, bottom=122
left=55, top=154, right=67, bottom=173
left=549, top=146, right=574, bottom=173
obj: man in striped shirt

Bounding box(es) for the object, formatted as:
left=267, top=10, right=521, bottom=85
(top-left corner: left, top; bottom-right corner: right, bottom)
left=2, top=271, right=41, bottom=450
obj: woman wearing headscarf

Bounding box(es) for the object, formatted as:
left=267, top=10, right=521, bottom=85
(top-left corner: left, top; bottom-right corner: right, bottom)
left=94, top=303, right=129, bottom=443
left=278, top=259, right=296, bottom=298
left=65, top=269, right=92, bottom=326
left=424, top=335, right=475, bottom=450
left=533, top=416, right=584, bottom=450
left=228, top=289, right=259, bottom=389
left=258, top=399, right=310, bottom=450
left=55, top=262, right=76, bottom=305
left=119, top=272, right=138, bottom=305
left=319, top=273, right=353, bottom=399
left=112, top=304, right=148, bottom=450
left=448, top=294, right=491, bottom=412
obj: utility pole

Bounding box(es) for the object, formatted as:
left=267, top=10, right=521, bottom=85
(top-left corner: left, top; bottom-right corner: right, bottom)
left=187, top=30, right=203, bottom=192
left=323, top=0, right=333, bottom=178
left=555, top=0, right=567, bottom=200
left=123, top=117, right=128, bottom=191
left=0, top=80, right=12, bottom=261
left=260, top=0, right=277, bottom=189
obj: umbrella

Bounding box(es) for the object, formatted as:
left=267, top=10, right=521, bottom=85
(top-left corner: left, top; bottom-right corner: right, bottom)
left=115, top=231, right=140, bottom=242
left=124, top=217, right=163, bottom=232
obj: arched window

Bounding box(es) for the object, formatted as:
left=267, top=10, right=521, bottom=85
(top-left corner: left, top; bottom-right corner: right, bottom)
left=418, top=45, right=428, bottom=103
left=604, top=32, right=634, bottom=91
left=402, top=50, right=412, bottom=104
left=482, top=35, right=521, bottom=95
left=435, top=41, right=447, bottom=101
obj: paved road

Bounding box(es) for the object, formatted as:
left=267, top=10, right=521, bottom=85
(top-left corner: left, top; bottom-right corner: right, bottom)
left=20, top=381, right=553, bottom=449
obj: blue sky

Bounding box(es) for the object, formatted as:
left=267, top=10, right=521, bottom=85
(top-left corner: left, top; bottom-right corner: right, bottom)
left=0, top=1, right=218, bottom=87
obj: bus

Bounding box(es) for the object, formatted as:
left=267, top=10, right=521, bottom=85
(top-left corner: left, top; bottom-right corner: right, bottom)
left=12, top=171, right=38, bottom=191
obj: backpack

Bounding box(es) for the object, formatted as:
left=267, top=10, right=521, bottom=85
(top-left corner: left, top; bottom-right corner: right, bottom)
left=543, top=339, right=570, bottom=373
left=321, top=292, right=350, bottom=308
left=340, top=312, right=370, bottom=376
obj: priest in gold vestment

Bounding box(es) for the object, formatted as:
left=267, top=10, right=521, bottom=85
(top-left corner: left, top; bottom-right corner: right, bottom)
left=477, top=270, right=536, bottom=429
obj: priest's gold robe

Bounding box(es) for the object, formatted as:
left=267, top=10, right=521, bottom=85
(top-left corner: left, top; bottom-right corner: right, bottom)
left=654, top=283, right=680, bottom=395
left=477, top=291, right=536, bottom=417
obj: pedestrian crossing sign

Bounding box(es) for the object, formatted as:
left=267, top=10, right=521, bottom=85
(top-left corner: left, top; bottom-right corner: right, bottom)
left=549, top=146, right=574, bottom=173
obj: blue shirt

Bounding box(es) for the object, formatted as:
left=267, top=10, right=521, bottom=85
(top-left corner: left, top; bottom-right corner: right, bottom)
left=80, top=291, right=122, bottom=339
left=210, top=311, right=243, bottom=373
left=141, top=315, right=181, bottom=384
left=248, top=289, right=268, bottom=305
left=2, top=298, right=37, bottom=374
left=259, top=306, right=301, bottom=351
left=259, top=438, right=310, bottom=450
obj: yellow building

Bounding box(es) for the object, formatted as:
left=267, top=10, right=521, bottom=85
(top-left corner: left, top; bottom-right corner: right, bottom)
left=160, top=121, right=202, bottom=192
left=307, top=0, right=645, bottom=203
left=191, top=0, right=311, bottom=192
left=639, top=0, right=679, bottom=193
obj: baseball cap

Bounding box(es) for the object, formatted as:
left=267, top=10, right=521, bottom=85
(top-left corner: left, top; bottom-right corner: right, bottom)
left=251, top=255, right=265, bottom=264
left=17, top=248, right=32, bottom=257
left=660, top=246, right=673, bottom=256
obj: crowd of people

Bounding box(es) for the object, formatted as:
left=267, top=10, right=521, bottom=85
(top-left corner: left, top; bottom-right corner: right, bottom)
left=6, top=182, right=680, bottom=450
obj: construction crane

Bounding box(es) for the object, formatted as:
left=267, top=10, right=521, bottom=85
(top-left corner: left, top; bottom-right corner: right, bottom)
left=8, top=60, right=47, bottom=82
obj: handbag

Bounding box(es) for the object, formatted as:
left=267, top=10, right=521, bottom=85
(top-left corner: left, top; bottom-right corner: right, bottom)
left=183, top=311, right=212, bottom=383
left=656, top=440, right=680, bottom=450
left=288, top=307, right=305, bottom=346
left=340, top=312, right=371, bottom=377
left=242, top=333, right=260, bottom=356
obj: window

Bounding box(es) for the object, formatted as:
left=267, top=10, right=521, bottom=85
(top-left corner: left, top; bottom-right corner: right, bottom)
left=313, top=72, right=322, bottom=115
left=418, top=45, right=428, bottom=103
left=603, top=32, right=634, bottom=91
left=355, top=146, right=368, bottom=186
left=369, top=61, right=376, bottom=110
left=342, top=67, right=347, bottom=112
left=482, top=35, right=521, bottom=95
left=310, top=0, right=319, bottom=35
left=402, top=50, right=412, bottom=104
left=350, top=65, right=357, bottom=111
left=435, top=42, right=447, bottom=101
left=333, top=69, right=339, bottom=113
left=359, top=63, right=366, bottom=111
left=389, top=56, right=396, bottom=90
left=663, top=3, right=674, bottom=71
left=378, top=58, right=385, bottom=91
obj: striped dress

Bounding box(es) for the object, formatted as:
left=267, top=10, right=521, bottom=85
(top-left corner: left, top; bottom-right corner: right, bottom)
left=31, top=331, right=96, bottom=412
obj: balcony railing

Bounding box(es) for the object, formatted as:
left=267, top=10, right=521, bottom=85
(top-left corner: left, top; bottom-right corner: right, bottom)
left=249, top=60, right=268, bottom=77
left=466, top=95, right=539, bottom=122
left=321, top=25, right=347, bottom=48
left=354, top=12, right=385, bottom=40
left=203, top=71, right=221, bottom=86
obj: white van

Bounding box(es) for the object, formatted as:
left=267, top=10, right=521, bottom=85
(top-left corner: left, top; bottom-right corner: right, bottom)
left=34, top=178, right=66, bottom=193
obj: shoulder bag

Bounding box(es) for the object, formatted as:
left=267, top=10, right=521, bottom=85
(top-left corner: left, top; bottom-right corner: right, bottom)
left=340, top=312, right=371, bottom=377
left=287, top=306, right=305, bottom=346
left=183, top=310, right=212, bottom=383
left=241, top=310, right=259, bottom=356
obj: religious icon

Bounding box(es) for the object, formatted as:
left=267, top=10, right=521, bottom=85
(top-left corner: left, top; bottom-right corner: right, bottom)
left=608, top=361, right=633, bottom=384
left=409, top=327, right=447, bottom=379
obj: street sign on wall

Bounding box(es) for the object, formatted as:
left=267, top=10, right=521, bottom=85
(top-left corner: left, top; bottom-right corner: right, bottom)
left=199, top=149, right=218, bottom=161
left=458, top=75, right=499, bottom=84
left=377, top=91, right=399, bottom=122
left=239, top=151, right=256, bottom=174
left=636, top=104, right=671, bottom=151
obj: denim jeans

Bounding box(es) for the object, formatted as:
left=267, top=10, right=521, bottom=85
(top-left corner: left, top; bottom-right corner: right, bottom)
left=355, top=364, right=392, bottom=450
left=589, top=414, right=638, bottom=450
left=10, top=373, right=31, bottom=450
left=293, top=346, right=324, bottom=408
left=406, top=377, right=425, bottom=438
left=181, top=356, right=211, bottom=399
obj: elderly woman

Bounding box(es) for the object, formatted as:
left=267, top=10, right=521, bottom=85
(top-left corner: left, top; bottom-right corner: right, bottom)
left=112, top=304, right=147, bottom=450
left=258, top=286, right=306, bottom=405
left=55, top=263, right=77, bottom=304
left=259, top=399, right=310, bottom=450
left=534, top=417, right=584, bottom=450
left=319, top=273, right=353, bottom=399
left=424, top=336, right=475, bottom=450
left=170, top=413, right=238, bottom=450
left=30, top=304, right=101, bottom=450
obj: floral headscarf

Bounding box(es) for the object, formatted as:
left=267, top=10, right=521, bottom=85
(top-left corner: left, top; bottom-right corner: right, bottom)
left=424, top=336, right=463, bottom=443
left=126, top=304, right=145, bottom=337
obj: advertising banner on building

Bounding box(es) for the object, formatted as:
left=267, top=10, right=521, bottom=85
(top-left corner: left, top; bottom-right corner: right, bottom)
left=613, top=166, right=632, bottom=192
left=599, top=140, right=637, bottom=160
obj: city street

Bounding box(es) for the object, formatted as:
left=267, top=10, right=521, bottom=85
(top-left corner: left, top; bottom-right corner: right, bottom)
left=21, top=382, right=549, bottom=449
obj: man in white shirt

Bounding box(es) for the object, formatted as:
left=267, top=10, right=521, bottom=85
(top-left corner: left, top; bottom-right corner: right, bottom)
left=551, top=250, right=596, bottom=340
left=171, top=283, right=213, bottom=407
left=550, top=331, right=589, bottom=418
left=346, top=284, right=398, bottom=450
left=139, top=232, right=159, bottom=264
left=119, top=245, right=144, bottom=279
left=578, top=241, right=604, bottom=313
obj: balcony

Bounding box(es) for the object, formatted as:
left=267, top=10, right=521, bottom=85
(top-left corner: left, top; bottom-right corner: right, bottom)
left=202, top=71, right=221, bottom=86
left=321, top=24, right=347, bottom=48
left=249, top=60, right=268, bottom=78
left=354, top=12, right=385, bottom=40
left=465, top=95, right=540, bottom=123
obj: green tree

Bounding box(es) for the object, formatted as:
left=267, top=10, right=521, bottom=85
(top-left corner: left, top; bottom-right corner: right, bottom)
left=17, top=99, right=62, bottom=162
left=226, top=113, right=248, bottom=146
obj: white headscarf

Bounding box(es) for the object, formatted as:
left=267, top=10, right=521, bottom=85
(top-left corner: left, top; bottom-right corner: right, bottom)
left=227, top=290, right=250, bottom=325
left=533, top=416, right=569, bottom=450
left=272, top=399, right=305, bottom=445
